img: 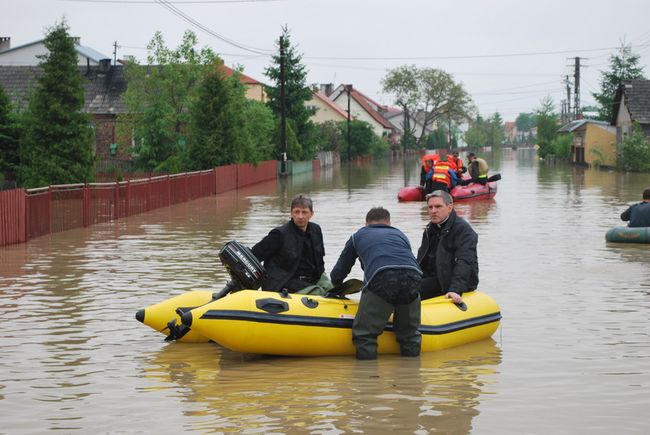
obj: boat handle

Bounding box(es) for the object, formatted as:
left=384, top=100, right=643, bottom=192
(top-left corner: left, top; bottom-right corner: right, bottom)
left=256, top=298, right=289, bottom=314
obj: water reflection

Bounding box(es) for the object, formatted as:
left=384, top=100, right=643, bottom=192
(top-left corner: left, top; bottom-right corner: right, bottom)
left=142, top=339, right=501, bottom=433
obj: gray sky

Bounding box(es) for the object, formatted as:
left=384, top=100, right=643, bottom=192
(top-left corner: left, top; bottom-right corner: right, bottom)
left=3, top=0, right=650, bottom=121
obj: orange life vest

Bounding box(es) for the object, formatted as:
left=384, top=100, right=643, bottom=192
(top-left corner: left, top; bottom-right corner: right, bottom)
left=421, top=154, right=440, bottom=172
left=432, top=161, right=454, bottom=187
left=448, top=155, right=463, bottom=172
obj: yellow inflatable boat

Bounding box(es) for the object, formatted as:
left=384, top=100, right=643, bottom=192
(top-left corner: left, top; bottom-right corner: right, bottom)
left=179, top=289, right=501, bottom=356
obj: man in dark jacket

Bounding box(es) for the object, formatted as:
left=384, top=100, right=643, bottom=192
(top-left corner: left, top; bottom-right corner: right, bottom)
left=417, top=190, right=478, bottom=304
left=331, top=207, right=422, bottom=360
left=620, top=187, right=650, bottom=228
left=252, top=194, right=332, bottom=294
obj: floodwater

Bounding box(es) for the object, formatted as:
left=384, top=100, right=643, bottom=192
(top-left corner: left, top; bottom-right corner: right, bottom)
left=1, top=148, right=648, bottom=434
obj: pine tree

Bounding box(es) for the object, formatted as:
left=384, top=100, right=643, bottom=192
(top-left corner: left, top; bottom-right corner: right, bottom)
left=593, top=44, right=645, bottom=122
left=264, top=26, right=314, bottom=157
left=18, top=21, right=94, bottom=188
left=189, top=65, right=251, bottom=168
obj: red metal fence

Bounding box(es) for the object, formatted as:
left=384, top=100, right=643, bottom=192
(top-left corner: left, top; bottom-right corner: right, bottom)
left=0, top=188, right=26, bottom=246
left=1, top=160, right=280, bottom=247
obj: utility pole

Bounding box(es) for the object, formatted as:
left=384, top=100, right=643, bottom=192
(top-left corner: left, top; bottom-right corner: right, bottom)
left=113, top=41, right=118, bottom=65
left=346, top=84, right=352, bottom=162
left=565, top=75, right=572, bottom=121
left=279, top=35, right=287, bottom=175
left=574, top=57, right=581, bottom=119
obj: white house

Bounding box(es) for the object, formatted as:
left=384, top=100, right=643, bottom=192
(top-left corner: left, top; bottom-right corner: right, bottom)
left=0, top=36, right=110, bottom=66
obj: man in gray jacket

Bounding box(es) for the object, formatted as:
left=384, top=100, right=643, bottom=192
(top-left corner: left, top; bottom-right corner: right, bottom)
left=331, top=207, right=422, bottom=360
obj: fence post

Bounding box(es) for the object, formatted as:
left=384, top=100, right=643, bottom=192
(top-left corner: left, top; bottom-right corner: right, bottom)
left=83, top=184, right=89, bottom=227
left=125, top=180, right=130, bottom=218
left=47, top=186, right=52, bottom=235
left=114, top=181, right=119, bottom=221
left=24, top=189, right=29, bottom=242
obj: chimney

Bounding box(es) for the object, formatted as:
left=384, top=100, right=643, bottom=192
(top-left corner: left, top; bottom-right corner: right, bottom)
left=0, top=37, right=10, bottom=51
left=99, top=58, right=111, bottom=73
left=72, top=36, right=81, bottom=45
left=320, top=83, right=333, bottom=96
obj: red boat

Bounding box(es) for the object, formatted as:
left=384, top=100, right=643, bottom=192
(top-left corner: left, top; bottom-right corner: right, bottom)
left=397, top=175, right=500, bottom=202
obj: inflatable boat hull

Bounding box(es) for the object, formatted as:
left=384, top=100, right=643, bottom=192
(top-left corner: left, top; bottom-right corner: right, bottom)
left=136, top=290, right=214, bottom=342
left=398, top=182, right=497, bottom=202
left=605, top=226, right=650, bottom=243
left=182, top=290, right=501, bottom=356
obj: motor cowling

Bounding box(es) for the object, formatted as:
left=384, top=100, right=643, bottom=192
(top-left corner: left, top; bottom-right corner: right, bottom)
left=218, top=240, right=267, bottom=291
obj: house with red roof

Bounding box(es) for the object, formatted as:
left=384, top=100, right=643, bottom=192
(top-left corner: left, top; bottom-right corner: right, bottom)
left=328, top=84, right=397, bottom=143
left=307, top=91, right=350, bottom=123
left=217, top=62, right=267, bottom=103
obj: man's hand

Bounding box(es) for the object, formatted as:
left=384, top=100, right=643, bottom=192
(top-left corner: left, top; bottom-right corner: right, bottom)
left=445, top=292, right=463, bottom=304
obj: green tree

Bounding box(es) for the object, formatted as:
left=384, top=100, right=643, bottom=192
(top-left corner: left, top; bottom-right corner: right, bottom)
left=515, top=112, right=534, bottom=133
left=380, top=65, right=420, bottom=146
left=337, top=120, right=388, bottom=160
left=425, top=127, right=448, bottom=148
left=120, top=30, right=216, bottom=172
left=187, top=66, right=263, bottom=169
left=0, top=84, right=21, bottom=175
left=618, top=122, right=650, bottom=172
left=593, top=43, right=645, bottom=122
left=464, top=115, right=488, bottom=149
left=18, top=21, right=94, bottom=188
left=549, top=134, right=573, bottom=159
left=535, top=96, right=559, bottom=159
left=188, top=65, right=235, bottom=169
left=382, top=65, right=473, bottom=147
left=486, top=112, right=505, bottom=147
left=264, top=26, right=315, bottom=154
left=243, top=99, right=275, bottom=162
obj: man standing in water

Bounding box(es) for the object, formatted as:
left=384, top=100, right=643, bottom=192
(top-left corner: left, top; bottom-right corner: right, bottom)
left=418, top=190, right=478, bottom=304
left=331, top=207, right=422, bottom=360
left=620, top=187, right=650, bottom=228
left=252, top=194, right=332, bottom=294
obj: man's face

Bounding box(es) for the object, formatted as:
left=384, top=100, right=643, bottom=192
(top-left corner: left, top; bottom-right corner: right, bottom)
left=425, top=159, right=434, bottom=168
left=291, top=206, right=314, bottom=231
left=427, top=196, right=453, bottom=224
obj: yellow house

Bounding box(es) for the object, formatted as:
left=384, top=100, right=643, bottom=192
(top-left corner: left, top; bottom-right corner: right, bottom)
left=218, top=63, right=267, bottom=103
left=307, top=91, right=350, bottom=123
left=559, top=119, right=617, bottom=167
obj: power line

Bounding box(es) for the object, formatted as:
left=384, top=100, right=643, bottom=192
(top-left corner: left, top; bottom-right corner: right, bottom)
left=154, top=0, right=275, bottom=55
left=63, top=0, right=282, bottom=3
left=300, top=44, right=650, bottom=61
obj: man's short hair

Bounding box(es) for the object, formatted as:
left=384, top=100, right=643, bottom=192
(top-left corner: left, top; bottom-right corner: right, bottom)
left=467, top=152, right=476, bottom=159
left=291, top=194, right=313, bottom=212
left=643, top=188, right=650, bottom=200
left=426, top=190, right=453, bottom=205
left=366, top=207, right=390, bottom=223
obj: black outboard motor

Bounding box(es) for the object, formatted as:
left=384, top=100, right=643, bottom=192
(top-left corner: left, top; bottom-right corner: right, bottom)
left=165, top=240, right=266, bottom=341
left=212, top=240, right=267, bottom=301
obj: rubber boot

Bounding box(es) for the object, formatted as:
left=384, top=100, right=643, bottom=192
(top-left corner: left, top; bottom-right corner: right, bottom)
left=393, top=295, right=422, bottom=357
left=352, top=291, right=394, bottom=360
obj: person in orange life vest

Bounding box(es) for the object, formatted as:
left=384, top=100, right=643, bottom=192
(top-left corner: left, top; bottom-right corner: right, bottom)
left=419, top=154, right=439, bottom=189
left=448, top=150, right=466, bottom=177
left=428, top=159, right=458, bottom=194
left=419, top=154, right=440, bottom=194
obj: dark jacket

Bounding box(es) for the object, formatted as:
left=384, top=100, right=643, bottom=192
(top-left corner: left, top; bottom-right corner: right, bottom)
left=252, top=220, right=325, bottom=291
left=416, top=210, right=478, bottom=294
left=620, top=202, right=650, bottom=228
left=330, top=224, right=421, bottom=288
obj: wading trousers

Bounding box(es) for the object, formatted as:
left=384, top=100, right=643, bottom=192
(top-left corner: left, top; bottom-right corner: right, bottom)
left=352, top=291, right=421, bottom=360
